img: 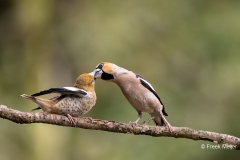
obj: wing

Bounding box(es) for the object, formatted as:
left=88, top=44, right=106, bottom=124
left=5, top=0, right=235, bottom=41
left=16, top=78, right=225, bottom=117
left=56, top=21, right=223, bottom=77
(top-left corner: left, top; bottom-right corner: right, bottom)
left=31, top=87, right=87, bottom=97
left=136, top=74, right=168, bottom=116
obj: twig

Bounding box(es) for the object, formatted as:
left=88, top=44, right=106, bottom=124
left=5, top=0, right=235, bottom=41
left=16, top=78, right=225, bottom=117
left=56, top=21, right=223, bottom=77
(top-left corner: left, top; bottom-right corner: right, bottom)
left=0, top=104, right=239, bottom=150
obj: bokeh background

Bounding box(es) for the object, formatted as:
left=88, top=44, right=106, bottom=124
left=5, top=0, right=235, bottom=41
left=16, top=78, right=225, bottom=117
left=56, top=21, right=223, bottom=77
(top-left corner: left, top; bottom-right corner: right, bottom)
left=0, top=0, right=240, bottom=159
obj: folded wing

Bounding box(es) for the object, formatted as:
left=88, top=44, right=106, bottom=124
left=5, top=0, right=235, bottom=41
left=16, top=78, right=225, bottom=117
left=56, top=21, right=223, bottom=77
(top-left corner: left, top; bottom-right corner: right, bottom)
left=31, top=87, right=87, bottom=97
left=136, top=74, right=168, bottom=116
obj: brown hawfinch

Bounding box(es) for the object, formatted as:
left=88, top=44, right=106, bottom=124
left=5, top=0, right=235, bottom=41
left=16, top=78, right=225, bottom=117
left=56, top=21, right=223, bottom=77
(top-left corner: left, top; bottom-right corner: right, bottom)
left=21, top=72, right=96, bottom=126
left=93, top=62, right=172, bottom=132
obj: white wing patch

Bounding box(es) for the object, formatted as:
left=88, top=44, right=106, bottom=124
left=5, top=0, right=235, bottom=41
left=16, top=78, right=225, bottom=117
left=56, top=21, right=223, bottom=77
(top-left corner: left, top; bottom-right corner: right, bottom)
left=63, top=87, right=82, bottom=91
left=63, top=87, right=88, bottom=96
left=137, top=76, right=155, bottom=91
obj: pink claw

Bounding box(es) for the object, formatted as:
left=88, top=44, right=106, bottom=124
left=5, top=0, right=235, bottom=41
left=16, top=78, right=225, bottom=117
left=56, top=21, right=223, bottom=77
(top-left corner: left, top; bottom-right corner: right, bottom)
left=129, top=121, right=138, bottom=127
left=66, top=114, right=76, bottom=126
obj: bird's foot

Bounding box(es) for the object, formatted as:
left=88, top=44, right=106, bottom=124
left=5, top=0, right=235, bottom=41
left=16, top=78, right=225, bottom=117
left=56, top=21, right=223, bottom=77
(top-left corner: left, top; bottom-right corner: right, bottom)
left=129, top=121, right=138, bottom=127
left=142, top=117, right=154, bottom=125
left=129, top=116, right=141, bottom=127
left=83, top=117, right=93, bottom=123
left=66, top=114, right=76, bottom=126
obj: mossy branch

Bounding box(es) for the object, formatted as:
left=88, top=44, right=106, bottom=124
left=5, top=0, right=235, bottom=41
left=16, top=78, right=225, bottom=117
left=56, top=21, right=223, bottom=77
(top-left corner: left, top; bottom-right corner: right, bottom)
left=0, top=104, right=239, bottom=150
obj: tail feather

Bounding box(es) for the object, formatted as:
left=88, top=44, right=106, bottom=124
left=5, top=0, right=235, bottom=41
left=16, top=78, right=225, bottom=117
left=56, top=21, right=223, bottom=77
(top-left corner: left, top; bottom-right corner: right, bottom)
left=162, top=107, right=168, bottom=116
left=21, top=94, right=36, bottom=100
left=153, top=112, right=173, bottom=132
left=153, top=117, right=164, bottom=126
left=31, top=107, right=41, bottom=111
left=21, top=94, right=52, bottom=112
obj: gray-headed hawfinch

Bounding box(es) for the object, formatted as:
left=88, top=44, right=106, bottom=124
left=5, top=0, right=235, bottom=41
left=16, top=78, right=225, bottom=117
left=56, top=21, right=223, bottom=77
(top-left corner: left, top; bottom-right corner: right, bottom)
left=21, top=72, right=97, bottom=126
left=93, top=62, right=172, bottom=132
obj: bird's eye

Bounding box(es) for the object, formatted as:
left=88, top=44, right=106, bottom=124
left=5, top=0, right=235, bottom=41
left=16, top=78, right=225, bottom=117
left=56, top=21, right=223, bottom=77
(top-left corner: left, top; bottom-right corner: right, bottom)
left=96, top=63, right=104, bottom=69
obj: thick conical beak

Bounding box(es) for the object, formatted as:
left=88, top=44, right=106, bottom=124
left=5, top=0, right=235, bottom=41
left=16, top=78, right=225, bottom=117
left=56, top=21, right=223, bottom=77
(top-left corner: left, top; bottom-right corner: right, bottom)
left=90, top=69, right=103, bottom=79
left=88, top=71, right=96, bottom=82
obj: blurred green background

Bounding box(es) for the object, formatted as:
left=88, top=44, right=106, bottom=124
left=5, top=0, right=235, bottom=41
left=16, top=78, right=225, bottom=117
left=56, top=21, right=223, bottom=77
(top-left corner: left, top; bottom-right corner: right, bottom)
left=0, top=0, right=240, bottom=159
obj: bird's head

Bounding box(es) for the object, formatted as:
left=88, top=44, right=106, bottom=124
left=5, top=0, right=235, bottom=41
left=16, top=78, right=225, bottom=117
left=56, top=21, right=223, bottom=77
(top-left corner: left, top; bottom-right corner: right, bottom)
left=93, top=62, right=128, bottom=82
left=74, top=72, right=95, bottom=91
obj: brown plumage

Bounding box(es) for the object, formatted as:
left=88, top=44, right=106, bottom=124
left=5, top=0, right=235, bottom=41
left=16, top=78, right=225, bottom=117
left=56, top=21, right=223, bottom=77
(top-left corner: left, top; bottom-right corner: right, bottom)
left=93, top=62, right=172, bottom=132
left=21, top=72, right=97, bottom=126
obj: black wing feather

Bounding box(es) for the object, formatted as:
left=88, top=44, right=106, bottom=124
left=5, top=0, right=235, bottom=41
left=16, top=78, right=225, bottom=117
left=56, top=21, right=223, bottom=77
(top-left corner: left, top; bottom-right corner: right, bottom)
left=31, top=107, right=41, bottom=111
left=31, top=88, right=87, bottom=97
left=136, top=74, right=168, bottom=116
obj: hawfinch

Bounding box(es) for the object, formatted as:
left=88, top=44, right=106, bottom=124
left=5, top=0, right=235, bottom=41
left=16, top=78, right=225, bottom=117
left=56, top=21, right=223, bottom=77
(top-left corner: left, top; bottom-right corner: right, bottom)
left=21, top=72, right=96, bottom=126
left=93, top=62, right=172, bottom=132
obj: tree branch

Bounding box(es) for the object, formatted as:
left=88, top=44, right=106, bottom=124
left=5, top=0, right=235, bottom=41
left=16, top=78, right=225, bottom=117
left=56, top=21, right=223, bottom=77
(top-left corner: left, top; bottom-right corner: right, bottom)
left=0, top=104, right=239, bottom=150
